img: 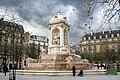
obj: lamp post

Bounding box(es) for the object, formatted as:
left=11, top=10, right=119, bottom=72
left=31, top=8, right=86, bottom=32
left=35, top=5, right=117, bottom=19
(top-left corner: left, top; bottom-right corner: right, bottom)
left=12, top=31, right=16, bottom=80
left=9, top=31, right=16, bottom=80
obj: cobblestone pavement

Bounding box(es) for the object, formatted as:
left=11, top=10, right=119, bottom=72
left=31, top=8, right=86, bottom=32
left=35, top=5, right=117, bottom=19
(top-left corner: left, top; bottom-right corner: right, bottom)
left=0, top=72, right=120, bottom=80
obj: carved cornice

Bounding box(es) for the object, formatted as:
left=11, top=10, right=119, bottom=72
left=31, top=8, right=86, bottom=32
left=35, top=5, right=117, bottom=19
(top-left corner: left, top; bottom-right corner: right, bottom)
left=48, top=20, right=70, bottom=27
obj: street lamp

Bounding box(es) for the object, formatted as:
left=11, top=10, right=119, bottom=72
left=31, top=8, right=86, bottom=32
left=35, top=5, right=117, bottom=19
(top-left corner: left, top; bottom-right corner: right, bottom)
left=9, top=31, right=16, bottom=80
left=12, top=31, right=16, bottom=80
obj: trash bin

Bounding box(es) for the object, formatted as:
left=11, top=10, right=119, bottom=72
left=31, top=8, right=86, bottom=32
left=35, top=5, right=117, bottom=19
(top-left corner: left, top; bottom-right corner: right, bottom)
left=111, top=69, right=117, bottom=75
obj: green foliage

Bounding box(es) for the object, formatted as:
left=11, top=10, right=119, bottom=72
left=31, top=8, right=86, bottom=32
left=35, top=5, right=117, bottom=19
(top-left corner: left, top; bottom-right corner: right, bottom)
left=28, top=42, right=38, bottom=59
left=81, top=44, right=120, bottom=63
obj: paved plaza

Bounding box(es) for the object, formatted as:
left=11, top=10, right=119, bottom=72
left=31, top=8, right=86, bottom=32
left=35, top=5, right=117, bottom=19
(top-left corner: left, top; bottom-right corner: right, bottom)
left=0, top=72, right=120, bottom=80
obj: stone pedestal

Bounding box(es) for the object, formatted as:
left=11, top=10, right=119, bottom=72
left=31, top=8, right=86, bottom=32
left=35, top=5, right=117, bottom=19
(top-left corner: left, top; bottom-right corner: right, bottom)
left=27, top=54, right=89, bottom=71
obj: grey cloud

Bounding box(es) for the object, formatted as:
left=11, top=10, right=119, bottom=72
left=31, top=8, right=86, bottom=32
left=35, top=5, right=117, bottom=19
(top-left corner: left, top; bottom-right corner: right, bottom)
left=0, top=0, right=89, bottom=44
left=0, top=0, right=23, bottom=7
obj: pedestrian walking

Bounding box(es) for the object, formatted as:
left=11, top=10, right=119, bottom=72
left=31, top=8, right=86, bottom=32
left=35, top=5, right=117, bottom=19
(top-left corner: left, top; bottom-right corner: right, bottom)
left=78, top=70, right=83, bottom=77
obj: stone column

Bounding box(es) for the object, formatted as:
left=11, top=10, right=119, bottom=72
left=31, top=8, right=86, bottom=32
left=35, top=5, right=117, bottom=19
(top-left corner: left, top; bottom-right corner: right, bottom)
left=67, top=29, right=69, bottom=45
left=22, top=59, right=24, bottom=69
left=48, top=27, right=52, bottom=54
left=49, top=28, right=52, bottom=46
left=60, top=27, right=64, bottom=47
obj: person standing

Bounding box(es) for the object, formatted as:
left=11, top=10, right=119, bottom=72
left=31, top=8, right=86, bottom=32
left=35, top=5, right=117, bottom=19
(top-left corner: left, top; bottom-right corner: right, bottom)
left=3, top=63, right=8, bottom=76
left=72, top=66, right=76, bottom=76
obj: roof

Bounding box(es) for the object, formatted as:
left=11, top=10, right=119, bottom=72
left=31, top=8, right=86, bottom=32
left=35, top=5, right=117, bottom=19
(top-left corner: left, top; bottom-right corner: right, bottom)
left=0, top=20, right=24, bottom=33
left=30, top=35, right=48, bottom=43
left=48, top=12, right=70, bottom=26
left=82, top=29, right=120, bottom=40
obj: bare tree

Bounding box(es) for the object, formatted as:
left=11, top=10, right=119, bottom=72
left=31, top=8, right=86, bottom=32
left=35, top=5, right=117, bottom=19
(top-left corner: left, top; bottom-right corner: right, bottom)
left=77, top=0, right=120, bottom=30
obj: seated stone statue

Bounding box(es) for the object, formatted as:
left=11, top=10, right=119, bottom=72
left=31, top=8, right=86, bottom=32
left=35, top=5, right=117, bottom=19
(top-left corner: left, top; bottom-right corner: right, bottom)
left=53, top=33, right=60, bottom=44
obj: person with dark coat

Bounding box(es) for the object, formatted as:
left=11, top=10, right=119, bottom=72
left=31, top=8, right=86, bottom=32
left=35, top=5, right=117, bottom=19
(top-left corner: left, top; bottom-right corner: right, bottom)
left=78, top=70, right=83, bottom=77
left=72, top=66, right=76, bottom=76
left=3, top=63, right=8, bottom=76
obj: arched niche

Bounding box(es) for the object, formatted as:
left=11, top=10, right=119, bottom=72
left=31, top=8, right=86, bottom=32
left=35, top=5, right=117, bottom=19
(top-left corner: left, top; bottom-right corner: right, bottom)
left=52, top=28, right=60, bottom=45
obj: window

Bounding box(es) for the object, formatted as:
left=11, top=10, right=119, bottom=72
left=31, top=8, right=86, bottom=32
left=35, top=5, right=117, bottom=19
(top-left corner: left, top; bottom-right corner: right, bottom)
left=112, top=45, right=115, bottom=49
left=84, top=37, right=86, bottom=40
left=20, top=40, right=23, bottom=44
left=111, top=34, right=114, bottom=38
left=99, top=35, right=102, bottom=39
left=88, top=46, right=91, bottom=53
left=94, top=45, right=96, bottom=52
left=117, top=33, right=120, bottom=37
left=84, top=48, right=87, bottom=52
left=105, top=35, right=108, bottom=38
left=88, top=37, right=91, bottom=40
left=94, top=36, right=96, bottom=40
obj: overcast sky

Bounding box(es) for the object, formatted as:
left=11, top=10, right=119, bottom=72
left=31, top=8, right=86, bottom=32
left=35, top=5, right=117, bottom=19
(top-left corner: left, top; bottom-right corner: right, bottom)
left=0, top=0, right=119, bottom=44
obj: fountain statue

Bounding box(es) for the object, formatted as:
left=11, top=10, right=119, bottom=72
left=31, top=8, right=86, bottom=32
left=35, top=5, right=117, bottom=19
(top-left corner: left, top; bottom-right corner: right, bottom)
left=26, top=11, right=89, bottom=71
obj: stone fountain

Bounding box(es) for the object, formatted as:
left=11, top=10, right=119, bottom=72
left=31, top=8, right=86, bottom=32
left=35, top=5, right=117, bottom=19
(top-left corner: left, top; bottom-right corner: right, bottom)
left=26, top=11, right=89, bottom=71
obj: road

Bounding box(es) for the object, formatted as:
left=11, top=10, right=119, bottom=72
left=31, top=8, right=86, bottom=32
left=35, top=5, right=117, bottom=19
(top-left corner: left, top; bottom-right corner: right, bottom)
left=0, top=72, right=120, bottom=80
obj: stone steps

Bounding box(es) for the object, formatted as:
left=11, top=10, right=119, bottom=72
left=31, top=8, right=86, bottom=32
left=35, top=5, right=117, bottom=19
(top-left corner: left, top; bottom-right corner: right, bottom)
left=16, top=70, right=106, bottom=76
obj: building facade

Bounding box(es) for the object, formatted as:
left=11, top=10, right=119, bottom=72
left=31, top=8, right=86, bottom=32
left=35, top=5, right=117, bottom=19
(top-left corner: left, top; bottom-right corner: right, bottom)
left=80, top=29, right=120, bottom=54
left=0, top=19, right=29, bottom=70
left=29, top=35, right=48, bottom=54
